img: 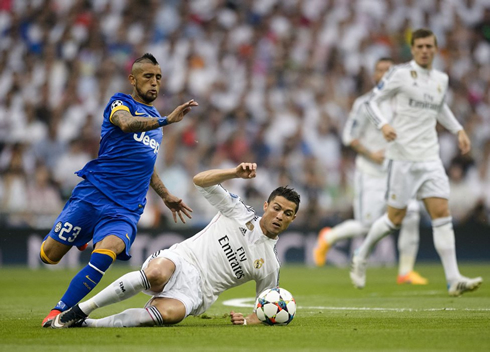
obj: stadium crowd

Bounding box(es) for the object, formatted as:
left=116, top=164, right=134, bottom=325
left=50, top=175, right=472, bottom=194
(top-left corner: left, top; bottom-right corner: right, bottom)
left=0, top=0, right=489, bottom=230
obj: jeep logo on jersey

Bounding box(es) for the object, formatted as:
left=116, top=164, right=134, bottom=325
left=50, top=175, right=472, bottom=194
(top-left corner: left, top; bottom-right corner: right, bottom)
left=133, top=132, right=160, bottom=154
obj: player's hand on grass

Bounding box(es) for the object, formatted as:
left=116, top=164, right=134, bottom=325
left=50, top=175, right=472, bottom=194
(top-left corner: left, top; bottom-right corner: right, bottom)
left=235, top=163, right=257, bottom=179
left=457, top=129, right=471, bottom=155
left=381, top=124, right=397, bottom=141
left=167, top=100, right=198, bottom=124
left=163, top=194, right=193, bottom=223
left=230, top=311, right=260, bottom=325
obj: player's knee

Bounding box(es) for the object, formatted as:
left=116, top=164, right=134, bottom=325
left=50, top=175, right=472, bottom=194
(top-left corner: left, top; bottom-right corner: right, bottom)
left=430, top=209, right=451, bottom=220
left=144, top=265, right=170, bottom=290
left=39, top=241, right=62, bottom=265
left=144, top=258, right=175, bottom=290
left=157, top=305, right=185, bottom=324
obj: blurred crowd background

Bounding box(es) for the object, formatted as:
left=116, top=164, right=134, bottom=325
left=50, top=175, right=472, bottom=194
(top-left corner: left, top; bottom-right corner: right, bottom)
left=1, top=0, right=490, bottom=231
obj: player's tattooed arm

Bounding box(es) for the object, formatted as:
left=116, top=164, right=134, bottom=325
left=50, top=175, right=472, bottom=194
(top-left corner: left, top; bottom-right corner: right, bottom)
left=111, top=110, right=161, bottom=132
left=150, top=169, right=193, bottom=223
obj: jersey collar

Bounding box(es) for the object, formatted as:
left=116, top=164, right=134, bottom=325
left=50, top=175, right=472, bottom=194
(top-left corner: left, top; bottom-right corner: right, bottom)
left=410, top=60, right=431, bottom=75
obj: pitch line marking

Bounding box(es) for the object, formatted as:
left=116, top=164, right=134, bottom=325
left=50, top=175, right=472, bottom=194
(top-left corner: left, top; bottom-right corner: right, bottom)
left=222, top=298, right=490, bottom=312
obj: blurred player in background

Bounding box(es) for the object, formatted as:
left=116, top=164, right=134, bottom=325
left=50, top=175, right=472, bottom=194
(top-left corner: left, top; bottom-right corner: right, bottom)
left=350, top=29, right=482, bottom=296
left=50, top=163, right=300, bottom=328
left=313, top=58, right=427, bottom=285
left=40, top=53, right=196, bottom=327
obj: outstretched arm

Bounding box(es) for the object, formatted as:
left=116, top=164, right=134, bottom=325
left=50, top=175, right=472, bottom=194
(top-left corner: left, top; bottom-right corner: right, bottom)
left=150, top=169, right=192, bottom=223
left=111, top=100, right=198, bottom=133
left=230, top=311, right=261, bottom=325
left=193, top=162, right=257, bottom=188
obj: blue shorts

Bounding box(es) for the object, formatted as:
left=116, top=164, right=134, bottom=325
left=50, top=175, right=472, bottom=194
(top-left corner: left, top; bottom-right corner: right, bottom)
left=47, top=180, right=143, bottom=261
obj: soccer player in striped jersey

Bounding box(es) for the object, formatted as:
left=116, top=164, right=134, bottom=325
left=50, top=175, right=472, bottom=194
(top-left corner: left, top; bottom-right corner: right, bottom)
left=50, top=163, right=300, bottom=328
left=313, top=58, right=428, bottom=285
left=350, top=29, right=482, bottom=296
left=41, top=53, right=196, bottom=327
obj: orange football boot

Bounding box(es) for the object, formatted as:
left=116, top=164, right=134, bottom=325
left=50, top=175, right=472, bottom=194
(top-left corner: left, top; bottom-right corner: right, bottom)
left=397, top=271, right=428, bottom=285
left=313, top=227, right=331, bottom=267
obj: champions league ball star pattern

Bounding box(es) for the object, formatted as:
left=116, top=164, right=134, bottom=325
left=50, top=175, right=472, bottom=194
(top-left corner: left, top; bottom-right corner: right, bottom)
left=255, top=287, right=296, bottom=326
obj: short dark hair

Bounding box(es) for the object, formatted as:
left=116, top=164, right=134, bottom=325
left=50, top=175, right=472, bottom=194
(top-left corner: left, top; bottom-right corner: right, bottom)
left=133, top=53, right=159, bottom=66
left=267, top=186, right=301, bottom=214
left=411, top=28, right=437, bottom=47
left=377, top=57, right=394, bottom=64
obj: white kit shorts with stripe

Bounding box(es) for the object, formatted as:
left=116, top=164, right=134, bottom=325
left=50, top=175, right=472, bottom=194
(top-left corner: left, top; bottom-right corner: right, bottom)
left=141, top=249, right=203, bottom=318
left=386, top=159, right=450, bottom=209
left=353, top=170, right=387, bottom=227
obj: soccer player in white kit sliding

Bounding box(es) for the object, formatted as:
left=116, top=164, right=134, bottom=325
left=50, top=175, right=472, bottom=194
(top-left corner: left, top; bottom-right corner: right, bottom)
left=51, top=162, right=300, bottom=328
left=313, top=58, right=428, bottom=285
left=349, top=28, right=482, bottom=296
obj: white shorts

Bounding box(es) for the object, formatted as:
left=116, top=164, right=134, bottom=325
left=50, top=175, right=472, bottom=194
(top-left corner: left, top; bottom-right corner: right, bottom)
left=354, top=170, right=421, bottom=226
left=386, top=159, right=450, bottom=209
left=353, top=170, right=387, bottom=227
left=141, top=249, right=203, bottom=317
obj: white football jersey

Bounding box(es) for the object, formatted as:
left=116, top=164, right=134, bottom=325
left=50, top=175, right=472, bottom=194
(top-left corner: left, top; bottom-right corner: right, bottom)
left=366, top=60, right=462, bottom=161
left=342, top=91, right=393, bottom=177
left=169, top=184, right=280, bottom=314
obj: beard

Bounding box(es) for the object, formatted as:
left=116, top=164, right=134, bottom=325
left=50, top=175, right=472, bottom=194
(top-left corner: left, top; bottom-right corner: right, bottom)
left=135, top=85, right=157, bottom=104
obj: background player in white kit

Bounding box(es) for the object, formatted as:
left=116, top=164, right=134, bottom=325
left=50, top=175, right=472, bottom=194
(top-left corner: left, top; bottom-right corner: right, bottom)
left=313, top=58, right=427, bottom=285
left=350, top=28, right=482, bottom=296
left=51, top=162, right=300, bottom=328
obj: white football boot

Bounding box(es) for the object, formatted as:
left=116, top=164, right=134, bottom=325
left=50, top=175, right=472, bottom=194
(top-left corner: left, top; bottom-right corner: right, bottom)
left=350, top=254, right=367, bottom=289
left=448, top=276, right=483, bottom=297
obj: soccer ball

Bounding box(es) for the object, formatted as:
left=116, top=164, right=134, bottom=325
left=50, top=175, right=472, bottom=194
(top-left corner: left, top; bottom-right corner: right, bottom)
left=255, top=287, right=296, bottom=325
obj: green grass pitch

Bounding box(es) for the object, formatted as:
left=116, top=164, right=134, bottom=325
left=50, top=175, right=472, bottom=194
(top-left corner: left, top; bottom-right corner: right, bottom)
left=0, top=263, right=489, bottom=352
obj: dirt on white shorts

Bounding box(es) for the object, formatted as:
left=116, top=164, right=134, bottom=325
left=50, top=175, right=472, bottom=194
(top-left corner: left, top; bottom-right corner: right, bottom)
left=141, top=249, right=203, bottom=317
left=386, top=159, right=450, bottom=209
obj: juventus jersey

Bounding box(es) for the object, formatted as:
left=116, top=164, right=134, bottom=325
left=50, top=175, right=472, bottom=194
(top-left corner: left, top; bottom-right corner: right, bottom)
left=342, top=91, right=393, bottom=177
left=76, top=93, right=163, bottom=211
left=366, top=60, right=462, bottom=161
left=170, top=184, right=280, bottom=315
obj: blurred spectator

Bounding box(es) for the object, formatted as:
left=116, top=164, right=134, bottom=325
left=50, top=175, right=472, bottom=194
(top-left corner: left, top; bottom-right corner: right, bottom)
left=0, top=0, right=489, bottom=228
left=447, top=156, right=481, bottom=224
left=26, top=163, right=63, bottom=228
left=52, top=138, right=91, bottom=200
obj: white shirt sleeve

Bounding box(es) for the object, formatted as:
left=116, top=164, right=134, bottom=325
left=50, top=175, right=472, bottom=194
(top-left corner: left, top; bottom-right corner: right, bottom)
left=366, top=68, right=404, bottom=129
left=437, top=103, right=463, bottom=134
left=195, top=183, right=255, bottom=222
left=342, top=97, right=369, bottom=146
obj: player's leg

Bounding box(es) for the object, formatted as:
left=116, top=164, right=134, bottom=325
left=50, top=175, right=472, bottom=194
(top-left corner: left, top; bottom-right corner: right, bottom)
left=41, top=194, right=98, bottom=327
left=40, top=236, right=71, bottom=265
left=424, top=197, right=482, bottom=296
left=397, top=201, right=427, bottom=285
left=54, top=235, right=122, bottom=309
left=313, top=170, right=371, bottom=266
left=420, top=160, right=481, bottom=295
left=350, top=160, right=411, bottom=288
left=52, top=254, right=177, bottom=328
left=313, top=220, right=366, bottom=266
left=84, top=298, right=186, bottom=328
left=350, top=206, right=405, bottom=288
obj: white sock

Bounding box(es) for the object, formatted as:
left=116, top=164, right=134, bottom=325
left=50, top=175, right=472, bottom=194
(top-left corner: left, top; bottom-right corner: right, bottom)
left=397, top=210, right=420, bottom=276
left=85, top=308, right=159, bottom=328
left=432, top=217, right=461, bottom=283
left=325, top=220, right=367, bottom=245
left=79, top=270, right=151, bottom=315
left=357, top=214, right=398, bottom=260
